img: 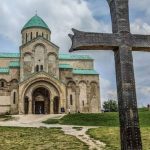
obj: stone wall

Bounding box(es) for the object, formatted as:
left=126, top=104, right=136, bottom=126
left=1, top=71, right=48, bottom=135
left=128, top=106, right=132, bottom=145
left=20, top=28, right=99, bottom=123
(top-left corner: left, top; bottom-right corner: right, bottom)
left=66, top=74, right=100, bottom=113
left=0, top=95, right=11, bottom=114
left=59, top=59, right=93, bottom=70
left=20, top=38, right=59, bottom=81
left=22, top=28, right=51, bottom=45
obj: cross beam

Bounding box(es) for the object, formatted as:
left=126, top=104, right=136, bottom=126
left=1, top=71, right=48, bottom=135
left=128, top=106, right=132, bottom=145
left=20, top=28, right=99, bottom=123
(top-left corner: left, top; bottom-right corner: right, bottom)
left=69, top=0, right=145, bottom=149
left=69, top=29, right=150, bottom=52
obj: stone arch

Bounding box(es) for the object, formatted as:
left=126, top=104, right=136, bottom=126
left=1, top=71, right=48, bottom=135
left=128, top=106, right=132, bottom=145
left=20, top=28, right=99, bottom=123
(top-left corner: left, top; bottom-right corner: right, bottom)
left=90, top=81, right=99, bottom=112
left=79, top=81, right=88, bottom=113
left=90, top=81, right=98, bottom=98
left=32, top=87, right=50, bottom=114
left=23, top=52, right=33, bottom=58
left=20, top=76, right=65, bottom=114
left=47, top=52, right=58, bottom=59
left=33, top=43, right=46, bottom=51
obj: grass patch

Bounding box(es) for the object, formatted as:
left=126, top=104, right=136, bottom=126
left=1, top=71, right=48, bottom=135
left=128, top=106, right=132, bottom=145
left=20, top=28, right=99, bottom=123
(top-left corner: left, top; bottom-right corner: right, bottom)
left=85, top=109, right=150, bottom=150
left=42, top=110, right=150, bottom=149
left=87, top=127, right=150, bottom=150
left=43, top=113, right=119, bottom=126
left=43, top=110, right=150, bottom=127
left=0, top=126, right=88, bottom=150
left=42, top=119, right=59, bottom=124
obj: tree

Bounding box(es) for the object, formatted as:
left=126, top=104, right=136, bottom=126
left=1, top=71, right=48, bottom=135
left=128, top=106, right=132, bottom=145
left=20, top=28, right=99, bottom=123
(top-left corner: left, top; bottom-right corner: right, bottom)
left=103, top=100, right=118, bottom=112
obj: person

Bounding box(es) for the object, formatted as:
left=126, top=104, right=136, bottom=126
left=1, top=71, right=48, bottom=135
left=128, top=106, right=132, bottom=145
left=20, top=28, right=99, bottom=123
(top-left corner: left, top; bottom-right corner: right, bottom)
left=68, top=108, right=71, bottom=114
left=61, top=107, right=65, bottom=113
left=147, top=104, right=150, bottom=111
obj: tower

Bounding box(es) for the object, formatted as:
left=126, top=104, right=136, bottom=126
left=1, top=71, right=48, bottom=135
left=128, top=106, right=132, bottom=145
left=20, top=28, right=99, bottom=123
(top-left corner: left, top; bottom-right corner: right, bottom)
left=20, top=15, right=59, bottom=81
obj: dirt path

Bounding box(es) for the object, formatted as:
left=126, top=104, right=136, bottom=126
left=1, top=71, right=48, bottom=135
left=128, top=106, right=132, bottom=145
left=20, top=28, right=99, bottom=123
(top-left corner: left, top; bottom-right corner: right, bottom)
left=0, top=115, right=105, bottom=150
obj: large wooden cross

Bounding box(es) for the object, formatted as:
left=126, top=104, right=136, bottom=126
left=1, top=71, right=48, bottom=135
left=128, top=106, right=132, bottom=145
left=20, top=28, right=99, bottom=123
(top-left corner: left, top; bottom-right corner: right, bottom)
left=68, top=0, right=150, bottom=149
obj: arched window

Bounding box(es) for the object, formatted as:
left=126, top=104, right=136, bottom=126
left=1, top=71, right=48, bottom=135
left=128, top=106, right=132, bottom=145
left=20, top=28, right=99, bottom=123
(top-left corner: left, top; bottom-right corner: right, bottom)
left=36, top=32, right=38, bottom=37
left=40, top=65, right=43, bottom=71
left=70, top=94, right=73, bottom=105
left=13, top=92, right=16, bottom=104
left=1, top=81, right=4, bottom=87
left=31, top=32, right=32, bottom=40
left=82, top=101, right=84, bottom=106
left=35, top=65, right=39, bottom=72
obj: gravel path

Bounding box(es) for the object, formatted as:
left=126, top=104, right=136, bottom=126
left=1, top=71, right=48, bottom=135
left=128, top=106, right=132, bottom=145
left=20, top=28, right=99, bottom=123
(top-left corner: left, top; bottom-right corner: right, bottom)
left=0, top=115, right=105, bottom=150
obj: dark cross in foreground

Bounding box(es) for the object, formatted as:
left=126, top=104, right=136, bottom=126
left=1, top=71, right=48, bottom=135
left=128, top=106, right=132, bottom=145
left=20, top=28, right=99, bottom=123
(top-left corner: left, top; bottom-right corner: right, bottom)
left=68, top=0, right=150, bottom=149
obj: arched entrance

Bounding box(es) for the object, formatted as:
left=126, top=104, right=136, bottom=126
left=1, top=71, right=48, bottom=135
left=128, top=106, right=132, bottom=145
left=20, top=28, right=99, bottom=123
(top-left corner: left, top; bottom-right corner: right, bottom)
left=32, top=87, right=50, bottom=114
left=53, top=96, right=59, bottom=114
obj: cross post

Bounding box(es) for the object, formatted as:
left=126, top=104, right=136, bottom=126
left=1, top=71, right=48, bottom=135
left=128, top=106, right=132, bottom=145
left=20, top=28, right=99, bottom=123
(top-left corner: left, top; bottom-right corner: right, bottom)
left=68, top=0, right=149, bottom=149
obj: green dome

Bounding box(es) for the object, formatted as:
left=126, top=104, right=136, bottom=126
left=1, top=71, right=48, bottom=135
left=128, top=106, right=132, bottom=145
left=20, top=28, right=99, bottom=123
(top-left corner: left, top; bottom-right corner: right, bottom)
left=22, top=15, right=50, bottom=32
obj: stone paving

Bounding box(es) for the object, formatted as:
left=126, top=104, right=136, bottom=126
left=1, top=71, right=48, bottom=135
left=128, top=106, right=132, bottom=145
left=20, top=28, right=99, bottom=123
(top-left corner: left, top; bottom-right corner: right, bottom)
left=0, top=115, right=105, bottom=150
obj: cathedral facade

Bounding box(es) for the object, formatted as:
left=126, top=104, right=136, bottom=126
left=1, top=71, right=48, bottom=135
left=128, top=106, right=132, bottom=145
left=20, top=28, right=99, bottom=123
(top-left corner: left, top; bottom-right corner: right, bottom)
left=0, top=15, right=100, bottom=114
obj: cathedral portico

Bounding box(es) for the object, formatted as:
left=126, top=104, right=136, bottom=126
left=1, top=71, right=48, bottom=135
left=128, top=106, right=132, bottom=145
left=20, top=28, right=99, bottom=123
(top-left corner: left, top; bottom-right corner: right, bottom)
left=22, top=82, right=61, bottom=114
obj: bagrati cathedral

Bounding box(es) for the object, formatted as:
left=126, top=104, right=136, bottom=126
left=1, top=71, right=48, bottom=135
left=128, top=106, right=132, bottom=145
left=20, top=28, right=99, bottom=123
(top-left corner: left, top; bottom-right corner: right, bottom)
left=0, top=15, right=101, bottom=115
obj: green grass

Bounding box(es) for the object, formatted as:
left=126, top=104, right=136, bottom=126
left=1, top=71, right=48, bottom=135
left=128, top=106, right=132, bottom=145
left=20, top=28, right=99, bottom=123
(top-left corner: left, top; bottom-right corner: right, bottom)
left=43, top=109, right=150, bottom=150
left=87, top=127, right=150, bottom=150
left=44, top=113, right=119, bottom=126
left=44, top=110, right=150, bottom=127
left=0, top=127, right=88, bottom=150
left=42, top=119, right=59, bottom=124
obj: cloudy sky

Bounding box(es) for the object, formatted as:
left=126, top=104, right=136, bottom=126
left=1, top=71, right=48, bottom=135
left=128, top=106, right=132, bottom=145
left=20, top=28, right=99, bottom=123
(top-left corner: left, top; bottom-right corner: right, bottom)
left=0, top=0, right=150, bottom=107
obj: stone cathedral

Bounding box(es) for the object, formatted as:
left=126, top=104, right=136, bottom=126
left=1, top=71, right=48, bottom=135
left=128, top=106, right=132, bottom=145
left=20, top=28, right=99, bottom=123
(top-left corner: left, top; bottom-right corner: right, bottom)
left=0, top=15, right=100, bottom=115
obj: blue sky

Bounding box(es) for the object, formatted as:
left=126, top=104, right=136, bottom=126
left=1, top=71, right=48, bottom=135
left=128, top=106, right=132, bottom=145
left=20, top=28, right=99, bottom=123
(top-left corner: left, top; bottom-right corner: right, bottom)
left=0, top=0, right=150, bottom=107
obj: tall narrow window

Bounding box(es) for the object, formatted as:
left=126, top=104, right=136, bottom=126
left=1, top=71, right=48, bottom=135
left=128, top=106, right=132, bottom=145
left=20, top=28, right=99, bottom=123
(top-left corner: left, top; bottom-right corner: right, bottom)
left=40, top=65, right=43, bottom=71
left=31, top=32, right=32, bottom=40
left=46, top=34, right=48, bottom=40
left=36, top=32, right=38, bottom=37
left=70, top=94, right=73, bottom=105
left=13, top=92, right=16, bottom=104
left=1, top=81, right=4, bottom=87
left=26, top=33, right=28, bottom=42
left=82, top=101, right=84, bottom=106
left=42, top=32, right=44, bottom=37
left=36, top=65, right=39, bottom=72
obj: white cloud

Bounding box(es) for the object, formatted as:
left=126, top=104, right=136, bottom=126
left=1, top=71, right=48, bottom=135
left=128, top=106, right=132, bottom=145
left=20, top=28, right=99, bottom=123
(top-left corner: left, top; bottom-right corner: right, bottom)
left=131, top=19, right=150, bottom=34
left=100, top=77, right=117, bottom=105
left=0, top=0, right=110, bottom=52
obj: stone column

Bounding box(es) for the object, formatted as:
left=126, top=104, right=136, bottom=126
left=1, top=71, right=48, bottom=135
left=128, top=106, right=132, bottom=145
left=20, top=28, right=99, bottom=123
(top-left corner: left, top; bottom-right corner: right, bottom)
left=75, top=86, right=80, bottom=113
left=28, top=100, right=32, bottom=114
left=50, top=100, right=54, bottom=114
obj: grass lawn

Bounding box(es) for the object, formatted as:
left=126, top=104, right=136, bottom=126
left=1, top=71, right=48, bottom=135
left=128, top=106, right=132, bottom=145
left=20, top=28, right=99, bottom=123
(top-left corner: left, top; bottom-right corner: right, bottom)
left=0, top=127, right=88, bottom=150
left=87, top=127, right=150, bottom=150
left=43, top=108, right=150, bottom=150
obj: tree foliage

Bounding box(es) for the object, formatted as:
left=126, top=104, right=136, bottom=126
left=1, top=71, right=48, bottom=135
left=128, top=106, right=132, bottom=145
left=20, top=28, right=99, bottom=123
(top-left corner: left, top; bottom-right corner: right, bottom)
left=103, top=100, right=118, bottom=112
